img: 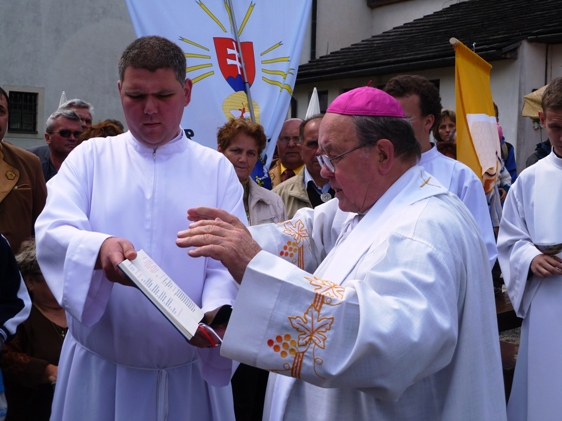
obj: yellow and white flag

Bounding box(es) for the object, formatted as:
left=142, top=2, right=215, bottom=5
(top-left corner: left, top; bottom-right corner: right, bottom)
left=452, top=38, right=500, bottom=193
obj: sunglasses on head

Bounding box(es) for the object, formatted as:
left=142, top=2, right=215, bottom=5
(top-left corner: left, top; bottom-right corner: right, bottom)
left=50, top=130, right=83, bottom=138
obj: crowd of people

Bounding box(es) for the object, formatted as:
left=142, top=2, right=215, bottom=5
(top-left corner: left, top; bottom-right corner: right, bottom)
left=0, top=34, right=560, bottom=420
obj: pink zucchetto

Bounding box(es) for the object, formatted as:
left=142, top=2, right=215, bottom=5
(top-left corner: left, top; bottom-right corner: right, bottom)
left=327, top=86, right=406, bottom=118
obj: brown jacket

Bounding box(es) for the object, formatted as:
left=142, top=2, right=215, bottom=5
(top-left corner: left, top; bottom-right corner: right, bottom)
left=0, top=141, right=47, bottom=253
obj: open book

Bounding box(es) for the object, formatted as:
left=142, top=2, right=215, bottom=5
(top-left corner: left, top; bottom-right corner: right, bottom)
left=118, top=250, right=221, bottom=346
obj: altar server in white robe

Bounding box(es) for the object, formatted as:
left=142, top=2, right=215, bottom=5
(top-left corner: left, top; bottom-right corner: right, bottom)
left=384, top=75, right=497, bottom=271
left=498, top=77, right=562, bottom=421
left=35, top=36, right=244, bottom=421
left=179, top=86, right=507, bottom=421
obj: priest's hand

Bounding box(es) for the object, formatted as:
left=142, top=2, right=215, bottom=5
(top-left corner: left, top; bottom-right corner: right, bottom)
left=176, top=207, right=261, bottom=283
left=530, top=254, right=562, bottom=278
left=96, top=237, right=137, bottom=286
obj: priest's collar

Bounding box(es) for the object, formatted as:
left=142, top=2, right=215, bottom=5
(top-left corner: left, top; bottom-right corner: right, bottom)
left=129, top=126, right=187, bottom=155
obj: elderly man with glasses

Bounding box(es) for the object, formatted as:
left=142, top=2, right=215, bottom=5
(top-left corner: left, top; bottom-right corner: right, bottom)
left=28, top=108, right=83, bottom=182
left=268, top=118, right=304, bottom=188
left=273, top=114, right=335, bottom=218
left=178, top=86, right=507, bottom=421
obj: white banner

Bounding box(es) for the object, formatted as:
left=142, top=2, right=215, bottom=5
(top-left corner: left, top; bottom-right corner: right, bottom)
left=126, top=0, right=311, bottom=186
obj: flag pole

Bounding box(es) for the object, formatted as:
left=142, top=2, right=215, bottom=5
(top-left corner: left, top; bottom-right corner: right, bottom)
left=226, top=0, right=256, bottom=122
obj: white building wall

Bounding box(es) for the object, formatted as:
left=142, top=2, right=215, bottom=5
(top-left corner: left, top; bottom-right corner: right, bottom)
left=369, top=0, right=468, bottom=36
left=3, top=0, right=556, bottom=170
left=0, top=0, right=136, bottom=148
left=513, top=42, right=549, bottom=171
left=300, top=0, right=468, bottom=64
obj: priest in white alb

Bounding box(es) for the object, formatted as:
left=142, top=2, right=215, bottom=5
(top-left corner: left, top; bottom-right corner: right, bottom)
left=35, top=36, right=244, bottom=421
left=498, top=77, right=562, bottom=421
left=178, top=87, right=507, bottom=420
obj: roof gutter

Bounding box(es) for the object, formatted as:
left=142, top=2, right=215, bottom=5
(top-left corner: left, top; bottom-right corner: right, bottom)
left=296, top=50, right=509, bottom=84
left=527, top=33, right=562, bottom=44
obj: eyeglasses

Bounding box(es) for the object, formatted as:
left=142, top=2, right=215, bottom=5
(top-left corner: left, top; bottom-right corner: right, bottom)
left=317, top=144, right=367, bottom=172
left=278, top=135, right=300, bottom=144
left=49, top=130, right=83, bottom=138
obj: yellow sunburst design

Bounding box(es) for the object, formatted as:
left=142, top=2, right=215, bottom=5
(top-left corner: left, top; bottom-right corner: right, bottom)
left=178, top=1, right=293, bottom=94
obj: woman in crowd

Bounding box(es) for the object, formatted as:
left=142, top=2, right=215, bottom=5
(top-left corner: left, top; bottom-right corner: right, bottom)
left=0, top=239, right=67, bottom=421
left=433, top=109, right=456, bottom=142
left=217, top=118, right=286, bottom=420
left=217, top=118, right=286, bottom=226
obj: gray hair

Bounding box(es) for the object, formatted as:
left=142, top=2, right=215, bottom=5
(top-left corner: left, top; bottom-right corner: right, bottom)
left=119, top=36, right=186, bottom=86
left=60, top=99, right=94, bottom=116
left=45, top=108, right=82, bottom=133
left=15, top=239, right=40, bottom=276
left=352, top=115, right=421, bottom=162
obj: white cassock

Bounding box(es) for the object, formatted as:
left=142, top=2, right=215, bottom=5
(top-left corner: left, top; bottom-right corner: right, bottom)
left=420, top=144, right=497, bottom=270
left=35, top=130, right=245, bottom=421
left=497, top=151, right=562, bottom=421
left=222, top=166, right=507, bottom=421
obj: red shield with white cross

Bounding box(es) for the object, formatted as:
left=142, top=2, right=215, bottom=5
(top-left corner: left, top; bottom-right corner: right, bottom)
left=214, top=37, right=256, bottom=92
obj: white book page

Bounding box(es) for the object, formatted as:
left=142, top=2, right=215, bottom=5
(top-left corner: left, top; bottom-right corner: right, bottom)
left=118, top=250, right=204, bottom=339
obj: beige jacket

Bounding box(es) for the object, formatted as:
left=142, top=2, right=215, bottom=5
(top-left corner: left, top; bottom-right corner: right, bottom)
left=272, top=170, right=311, bottom=219
left=247, top=179, right=287, bottom=226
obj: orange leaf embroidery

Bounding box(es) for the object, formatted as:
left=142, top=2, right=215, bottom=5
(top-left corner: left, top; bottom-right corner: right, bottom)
left=289, top=305, right=334, bottom=349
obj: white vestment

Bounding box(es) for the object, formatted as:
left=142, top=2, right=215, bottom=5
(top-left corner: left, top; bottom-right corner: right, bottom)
left=222, top=166, right=507, bottom=421
left=497, top=151, right=562, bottom=421
left=420, top=145, right=497, bottom=270
left=249, top=197, right=346, bottom=274
left=35, top=131, right=245, bottom=421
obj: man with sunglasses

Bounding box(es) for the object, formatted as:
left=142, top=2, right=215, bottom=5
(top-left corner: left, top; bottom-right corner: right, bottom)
left=29, top=109, right=82, bottom=182
left=179, top=86, right=506, bottom=420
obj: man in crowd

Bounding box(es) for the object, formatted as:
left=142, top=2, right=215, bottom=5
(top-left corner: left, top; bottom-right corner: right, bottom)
left=178, top=86, right=507, bottom=420
left=384, top=75, right=497, bottom=270
left=29, top=98, right=93, bottom=181
left=274, top=114, right=334, bottom=218
left=526, top=138, right=551, bottom=167
left=29, top=108, right=83, bottom=182
left=60, top=99, right=94, bottom=131
left=35, top=36, right=245, bottom=420
left=269, top=118, right=304, bottom=187
left=498, top=76, right=562, bottom=420
left=0, top=87, right=46, bottom=254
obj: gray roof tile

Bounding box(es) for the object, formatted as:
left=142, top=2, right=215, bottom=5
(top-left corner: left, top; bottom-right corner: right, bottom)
left=297, top=0, right=562, bottom=83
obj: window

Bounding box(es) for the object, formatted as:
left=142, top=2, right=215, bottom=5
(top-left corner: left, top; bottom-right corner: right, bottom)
left=8, top=91, right=38, bottom=134
left=318, top=90, right=328, bottom=113
left=290, top=97, right=298, bottom=118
